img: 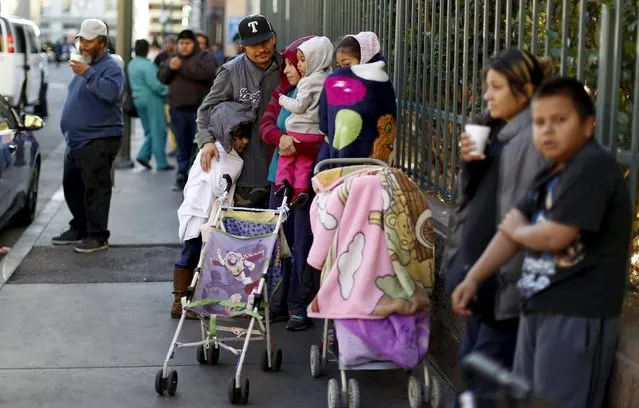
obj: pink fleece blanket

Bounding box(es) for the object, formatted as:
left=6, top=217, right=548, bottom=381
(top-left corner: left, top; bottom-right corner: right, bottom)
left=307, top=166, right=436, bottom=320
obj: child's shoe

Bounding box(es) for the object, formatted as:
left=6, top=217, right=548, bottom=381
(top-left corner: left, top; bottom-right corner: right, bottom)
left=291, top=189, right=310, bottom=208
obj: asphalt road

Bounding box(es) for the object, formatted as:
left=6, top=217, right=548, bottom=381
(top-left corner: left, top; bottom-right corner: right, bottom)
left=0, top=64, right=72, bottom=248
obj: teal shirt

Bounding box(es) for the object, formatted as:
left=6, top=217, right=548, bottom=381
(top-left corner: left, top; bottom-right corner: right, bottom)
left=268, top=88, right=297, bottom=182
left=127, top=56, right=168, bottom=106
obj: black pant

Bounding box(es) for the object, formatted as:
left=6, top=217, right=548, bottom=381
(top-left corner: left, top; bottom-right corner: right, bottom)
left=63, top=138, right=121, bottom=240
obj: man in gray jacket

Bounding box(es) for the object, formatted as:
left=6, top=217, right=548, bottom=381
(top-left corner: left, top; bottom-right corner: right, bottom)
left=195, top=14, right=281, bottom=208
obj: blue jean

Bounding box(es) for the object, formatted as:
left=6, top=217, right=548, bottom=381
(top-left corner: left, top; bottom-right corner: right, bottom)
left=456, top=316, right=519, bottom=408
left=267, top=184, right=314, bottom=317
left=175, top=235, right=202, bottom=270
left=169, top=107, right=197, bottom=177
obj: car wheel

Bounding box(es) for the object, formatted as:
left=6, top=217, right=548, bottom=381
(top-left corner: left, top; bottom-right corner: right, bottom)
left=14, top=158, right=40, bottom=226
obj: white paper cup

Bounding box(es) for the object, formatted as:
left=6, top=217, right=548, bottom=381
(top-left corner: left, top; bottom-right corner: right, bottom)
left=69, top=53, right=82, bottom=62
left=464, top=124, right=491, bottom=157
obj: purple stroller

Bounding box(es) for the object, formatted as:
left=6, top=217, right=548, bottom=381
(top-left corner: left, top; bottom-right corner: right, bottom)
left=155, top=180, right=290, bottom=405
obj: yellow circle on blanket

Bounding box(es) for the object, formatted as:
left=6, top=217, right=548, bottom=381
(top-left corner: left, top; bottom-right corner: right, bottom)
left=333, top=109, right=363, bottom=150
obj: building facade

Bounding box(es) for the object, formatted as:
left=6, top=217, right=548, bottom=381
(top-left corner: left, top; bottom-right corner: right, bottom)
left=39, top=0, right=117, bottom=42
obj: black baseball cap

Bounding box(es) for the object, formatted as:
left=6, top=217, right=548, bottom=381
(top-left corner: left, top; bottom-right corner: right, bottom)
left=239, top=15, right=274, bottom=46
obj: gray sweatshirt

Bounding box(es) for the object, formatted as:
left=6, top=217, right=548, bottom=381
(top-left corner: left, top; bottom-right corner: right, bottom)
left=495, top=106, right=548, bottom=319
left=196, top=53, right=282, bottom=188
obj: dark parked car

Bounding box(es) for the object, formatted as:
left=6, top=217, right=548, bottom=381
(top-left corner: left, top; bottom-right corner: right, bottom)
left=0, top=95, right=42, bottom=228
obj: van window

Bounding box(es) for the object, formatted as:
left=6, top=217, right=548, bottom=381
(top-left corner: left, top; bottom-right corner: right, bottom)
left=13, top=24, right=26, bottom=54
left=0, top=22, right=4, bottom=53
left=27, top=27, right=39, bottom=53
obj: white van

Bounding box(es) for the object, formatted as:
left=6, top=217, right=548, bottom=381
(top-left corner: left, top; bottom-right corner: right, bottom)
left=0, top=16, right=44, bottom=112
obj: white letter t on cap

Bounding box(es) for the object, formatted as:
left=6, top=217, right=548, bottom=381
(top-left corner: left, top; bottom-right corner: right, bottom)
left=248, top=21, right=259, bottom=33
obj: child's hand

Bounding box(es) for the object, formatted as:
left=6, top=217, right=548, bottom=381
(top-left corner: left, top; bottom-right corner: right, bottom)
left=451, top=277, right=478, bottom=316
left=499, top=209, right=528, bottom=240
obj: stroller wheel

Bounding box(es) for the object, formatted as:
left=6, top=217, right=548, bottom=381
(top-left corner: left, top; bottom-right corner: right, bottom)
left=327, top=378, right=341, bottom=408
left=207, top=344, right=220, bottom=365
left=426, top=377, right=442, bottom=408
left=272, top=347, right=283, bottom=372
left=408, top=375, right=423, bottom=408
left=228, top=376, right=241, bottom=404
left=166, top=370, right=178, bottom=397
left=348, top=378, right=360, bottom=408
left=154, top=369, right=165, bottom=396
left=196, top=345, right=206, bottom=364
left=310, top=344, right=322, bottom=378
left=240, top=378, right=250, bottom=405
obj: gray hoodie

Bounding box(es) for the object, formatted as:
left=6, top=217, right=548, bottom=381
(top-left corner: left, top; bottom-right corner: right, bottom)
left=495, top=106, right=548, bottom=320
left=278, top=36, right=333, bottom=135
left=207, top=101, right=256, bottom=153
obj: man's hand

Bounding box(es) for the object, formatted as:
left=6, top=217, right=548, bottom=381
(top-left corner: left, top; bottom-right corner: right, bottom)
left=169, top=57, right=182, bottom=71
left=70, top=60, right=90, bottom=76
left=451, top=278, right=479, bottom=316
left=499, top=209, right=529, bottom=240
left=279, top=134, right=300, bottom=156
left=200, top=142, right=219, bottom=173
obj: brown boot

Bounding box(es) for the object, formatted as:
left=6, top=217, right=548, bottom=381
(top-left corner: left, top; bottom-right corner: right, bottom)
left=171, top=268, right=198, bottom=319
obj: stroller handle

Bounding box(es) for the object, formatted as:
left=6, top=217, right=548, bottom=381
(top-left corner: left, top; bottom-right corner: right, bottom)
left=313, top=158, right=388, bottom=175
left=461, top=353, right=531, bottom=401
left=223, top=174, right=232, bottom=193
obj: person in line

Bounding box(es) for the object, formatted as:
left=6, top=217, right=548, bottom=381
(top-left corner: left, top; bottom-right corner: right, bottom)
left=158, top=29, right=218, bottom=191
left=128, top=39, right=172, bottom=171
left=195, top=14, right=281, bottom=209
left=317, top=32, right=398, bottom=164
left=154, top=36, right=176, bottom=67
left=53, top=19, right=124, bottom=253
left=452, top=78, right=630, bottom=408
left=276, top=36, right=333, bottom=207
left=173, top=121, right=251, bottom=319
left=260, top=35, right=318, bottom=330
left=445, top=49, right=550, bottom=406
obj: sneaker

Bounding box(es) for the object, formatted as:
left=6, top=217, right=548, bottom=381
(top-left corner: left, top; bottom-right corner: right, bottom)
left=136, top=159, right=152, bottom=170
left=52, top=229, right=85, bottom=245
left=73, top=238, right=108, bottom=253
left=286, top=314, right=313, bottom=331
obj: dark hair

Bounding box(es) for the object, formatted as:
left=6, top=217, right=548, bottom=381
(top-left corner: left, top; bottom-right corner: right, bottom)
left=335, top=35, right=361, bottom=60
left=135, top=39, right=150, bottom=57
left=195, top=32, right=210, bottom=48
left=232, top=123, right=252, bottom=140
left=483, top=48, right=552, bottom=98
left=533, top=77, right=595, bottom=120
left=151, top=39, right=161, bottom=48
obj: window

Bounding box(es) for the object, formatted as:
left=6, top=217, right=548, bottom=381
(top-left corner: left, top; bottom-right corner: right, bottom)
left=13, top=25, right=26, bottom=54
left=0, top=21, right=4, bottom=53
left=26, top=27, right=39, bottom=54
left=0, top=99, right=17, bottom=132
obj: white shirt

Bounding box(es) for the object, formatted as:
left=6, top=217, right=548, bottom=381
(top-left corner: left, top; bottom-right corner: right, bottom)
left=177, top=141, right=244, bottom=241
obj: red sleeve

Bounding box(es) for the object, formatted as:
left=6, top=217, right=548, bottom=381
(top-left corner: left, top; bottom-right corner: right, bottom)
left=259, top=88, right=286, bottom=147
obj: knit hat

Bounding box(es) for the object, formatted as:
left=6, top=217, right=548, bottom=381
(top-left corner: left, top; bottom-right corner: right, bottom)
left=352, top=31, right=381, bottom=64
left=177, top=29, right=197, bottom=43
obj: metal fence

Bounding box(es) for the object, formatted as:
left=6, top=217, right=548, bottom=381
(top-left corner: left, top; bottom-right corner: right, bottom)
left=259, top=0, right=639, bottom=204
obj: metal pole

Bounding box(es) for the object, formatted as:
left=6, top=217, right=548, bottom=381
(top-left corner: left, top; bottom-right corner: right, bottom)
left=114, top=0, right=134, bottom=169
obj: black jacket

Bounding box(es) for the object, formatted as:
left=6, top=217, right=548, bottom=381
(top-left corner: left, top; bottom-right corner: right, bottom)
left=158, top=50, right=218, bottom=110
left=444, top=117, right=506, bottom=322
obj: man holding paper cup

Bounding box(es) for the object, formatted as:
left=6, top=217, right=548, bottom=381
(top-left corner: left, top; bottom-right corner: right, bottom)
left=55, top=19, right=124, bottom=253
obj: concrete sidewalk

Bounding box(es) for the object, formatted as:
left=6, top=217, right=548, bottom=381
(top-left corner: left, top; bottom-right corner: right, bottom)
left=0, top=121, right=454, bottom=407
